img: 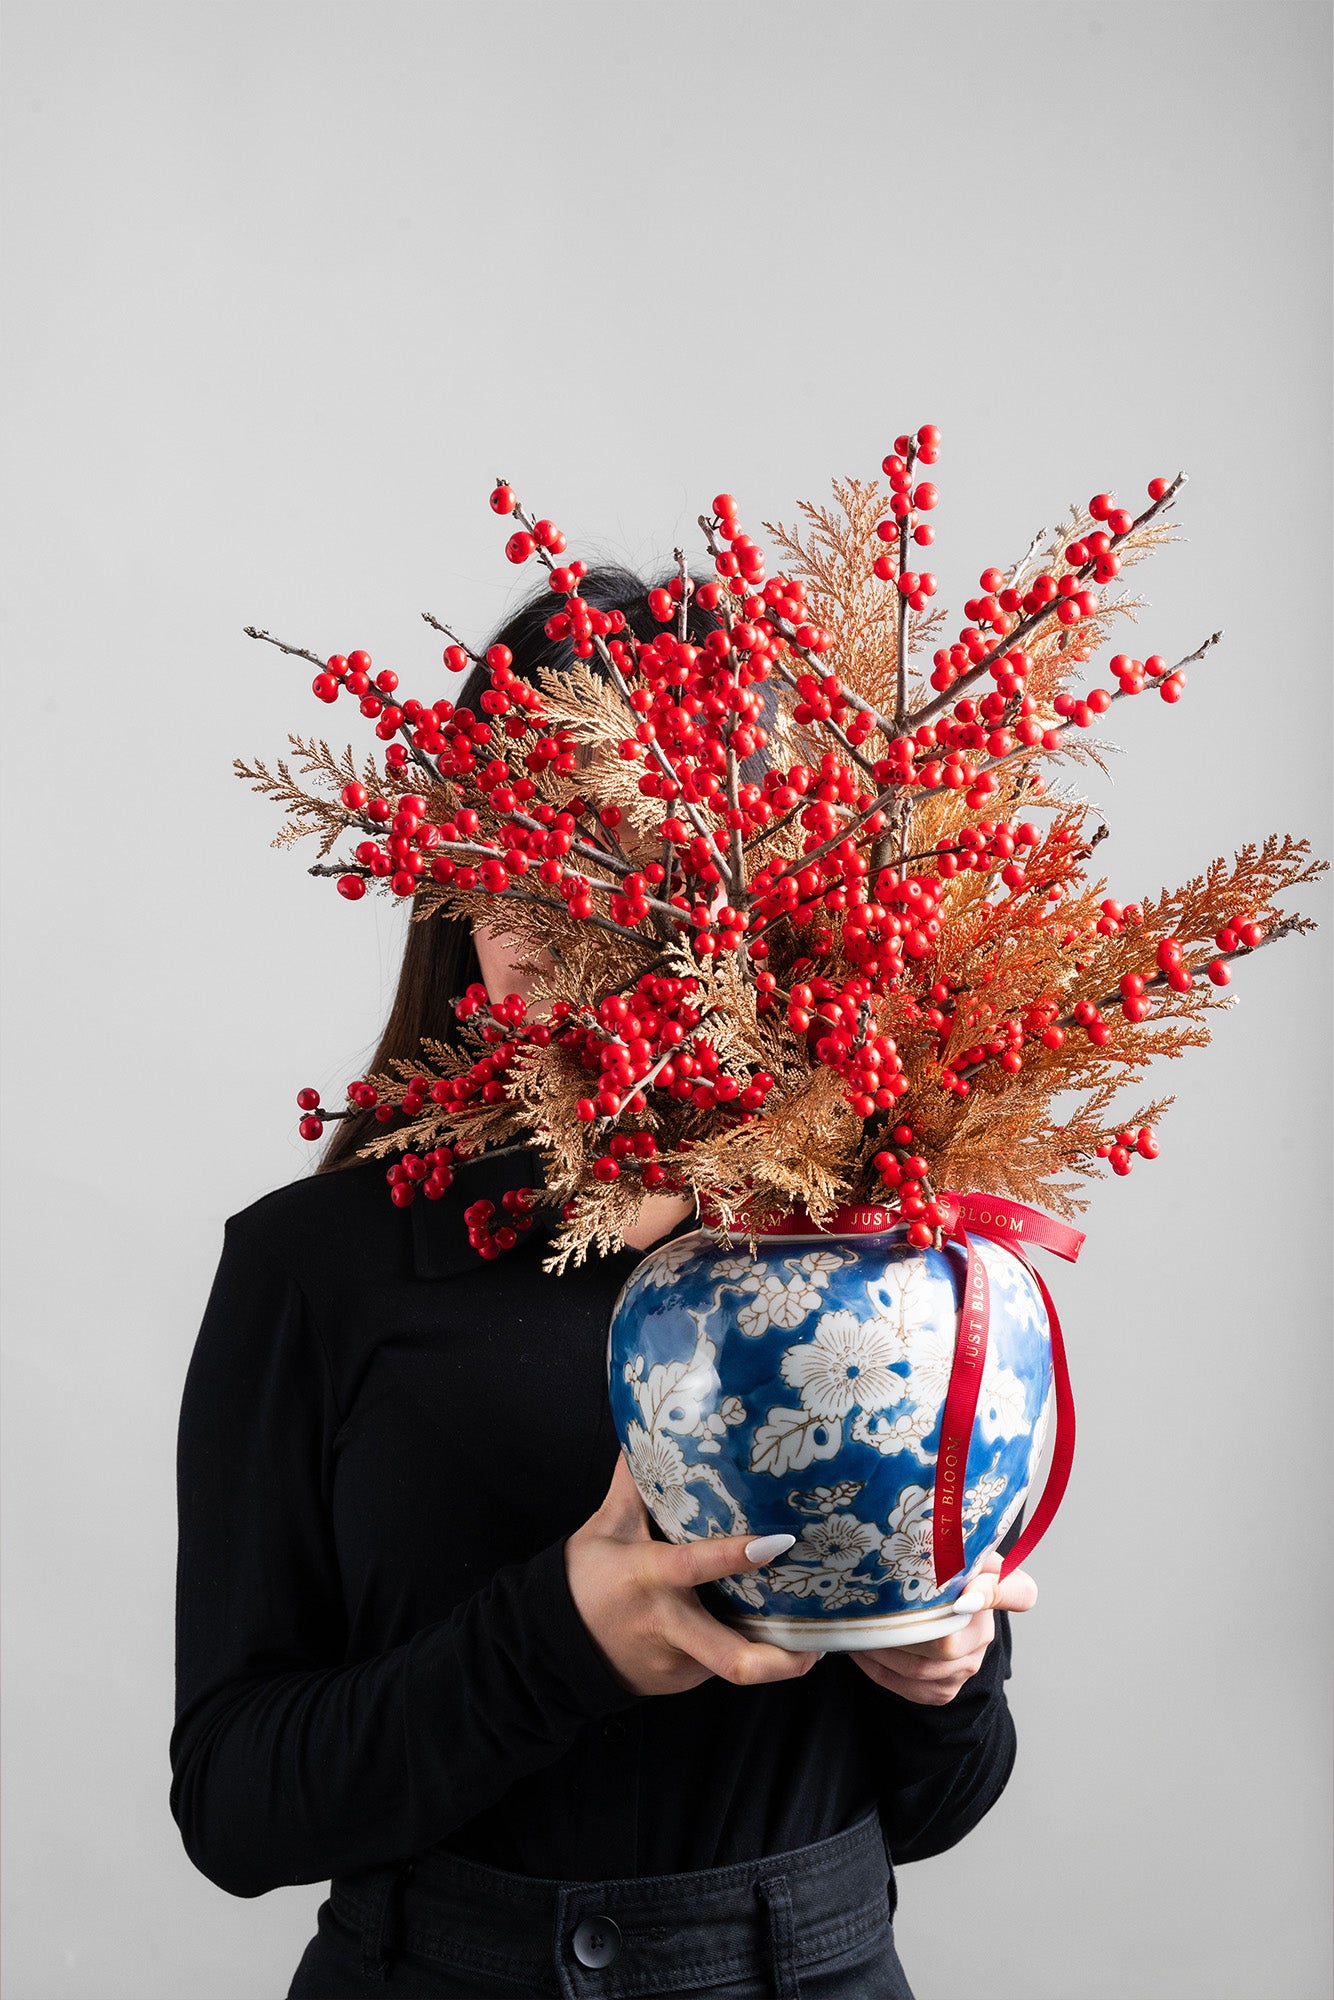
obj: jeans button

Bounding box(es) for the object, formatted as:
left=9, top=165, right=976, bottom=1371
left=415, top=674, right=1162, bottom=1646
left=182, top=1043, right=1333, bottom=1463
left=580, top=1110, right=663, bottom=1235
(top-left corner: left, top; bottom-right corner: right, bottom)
left=572, top=1915, right=621, bottom=1968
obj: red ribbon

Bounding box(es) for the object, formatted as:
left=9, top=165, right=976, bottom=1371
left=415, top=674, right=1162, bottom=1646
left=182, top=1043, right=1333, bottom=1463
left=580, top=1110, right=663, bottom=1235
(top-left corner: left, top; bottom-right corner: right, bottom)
left=699, top=1191, right=1082, bottom=1586
left=931, top=1191, right=1082, bottom=1585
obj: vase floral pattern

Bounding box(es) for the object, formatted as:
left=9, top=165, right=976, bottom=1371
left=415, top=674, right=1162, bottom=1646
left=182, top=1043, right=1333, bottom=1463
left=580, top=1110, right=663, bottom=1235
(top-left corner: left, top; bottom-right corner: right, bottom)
left=608, top=1225, right=1054, bottom=1648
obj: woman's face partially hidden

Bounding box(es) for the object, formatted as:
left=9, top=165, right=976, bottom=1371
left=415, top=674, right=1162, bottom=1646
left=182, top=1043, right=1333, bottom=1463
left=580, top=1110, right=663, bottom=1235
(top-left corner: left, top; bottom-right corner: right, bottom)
left=468, top=921, right=696, bottom=1250
left=471, top=924, right=557, bottom=1013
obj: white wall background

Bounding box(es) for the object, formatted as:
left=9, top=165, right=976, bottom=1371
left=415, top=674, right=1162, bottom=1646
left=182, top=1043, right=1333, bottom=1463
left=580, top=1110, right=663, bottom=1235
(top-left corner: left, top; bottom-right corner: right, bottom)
left=2, top=4, right=1330, bottom=1997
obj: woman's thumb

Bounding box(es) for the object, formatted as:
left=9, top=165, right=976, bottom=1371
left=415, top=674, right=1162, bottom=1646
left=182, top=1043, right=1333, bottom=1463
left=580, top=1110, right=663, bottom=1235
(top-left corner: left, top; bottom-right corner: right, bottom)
left=596, top=1448, right=654, bottom=1538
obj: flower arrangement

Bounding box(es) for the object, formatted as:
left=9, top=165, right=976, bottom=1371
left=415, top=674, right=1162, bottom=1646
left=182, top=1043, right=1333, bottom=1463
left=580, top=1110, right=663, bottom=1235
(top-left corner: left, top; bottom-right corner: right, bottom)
left=239, top=426, right=1325, bottom=1270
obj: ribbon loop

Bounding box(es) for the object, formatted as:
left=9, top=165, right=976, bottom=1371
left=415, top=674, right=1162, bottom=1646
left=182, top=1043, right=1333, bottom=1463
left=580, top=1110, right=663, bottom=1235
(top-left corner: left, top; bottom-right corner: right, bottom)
left=937, top=1190, right=1085, bottom=1265
left=931, top=1193, right=1080, bottom=1587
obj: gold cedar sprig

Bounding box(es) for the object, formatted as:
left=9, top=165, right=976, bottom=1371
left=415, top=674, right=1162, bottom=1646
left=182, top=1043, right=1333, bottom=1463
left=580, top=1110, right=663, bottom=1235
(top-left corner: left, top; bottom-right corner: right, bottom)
left=239, top=431, right=1327, bottom=1269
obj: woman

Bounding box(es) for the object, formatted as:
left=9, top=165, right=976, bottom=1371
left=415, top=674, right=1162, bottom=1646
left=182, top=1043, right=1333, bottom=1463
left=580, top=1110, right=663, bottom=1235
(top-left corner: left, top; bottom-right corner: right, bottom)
left=170, top=566, right=1037, bottom=1999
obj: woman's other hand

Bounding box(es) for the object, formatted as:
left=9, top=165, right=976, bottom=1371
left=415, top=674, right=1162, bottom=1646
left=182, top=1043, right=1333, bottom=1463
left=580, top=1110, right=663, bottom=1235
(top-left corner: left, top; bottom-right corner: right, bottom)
left=565, top=1454, right=823, bottom=1698
left=850, top=1550, right=1038, bottom=1706
left=621, top=1191, right=695, bottom=1251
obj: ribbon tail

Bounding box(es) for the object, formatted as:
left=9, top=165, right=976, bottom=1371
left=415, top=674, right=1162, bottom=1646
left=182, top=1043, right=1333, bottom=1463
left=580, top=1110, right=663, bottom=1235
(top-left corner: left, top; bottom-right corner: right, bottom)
left=932, top=1229, right=989, bottom=1587
left=997, top=1250, right=1076, bottom=1581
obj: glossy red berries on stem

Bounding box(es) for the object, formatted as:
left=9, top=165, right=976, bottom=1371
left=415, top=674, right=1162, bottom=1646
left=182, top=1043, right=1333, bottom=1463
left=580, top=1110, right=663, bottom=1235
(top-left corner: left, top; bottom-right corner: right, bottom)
left=262, top=435, right=1289, bottom=1254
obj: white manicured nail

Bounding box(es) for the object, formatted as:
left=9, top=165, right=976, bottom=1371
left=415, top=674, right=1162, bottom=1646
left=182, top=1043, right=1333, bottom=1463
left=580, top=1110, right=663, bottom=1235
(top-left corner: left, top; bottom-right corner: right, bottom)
left=745, top=1533, right=796, bottom=1563
left=954, top=1591, right=986, bottom=1614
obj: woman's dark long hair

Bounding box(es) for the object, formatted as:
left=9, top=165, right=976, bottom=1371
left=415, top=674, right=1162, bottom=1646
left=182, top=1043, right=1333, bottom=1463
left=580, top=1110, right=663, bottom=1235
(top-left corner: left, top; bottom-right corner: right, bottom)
left=319, top=563, right=775, bottom=1172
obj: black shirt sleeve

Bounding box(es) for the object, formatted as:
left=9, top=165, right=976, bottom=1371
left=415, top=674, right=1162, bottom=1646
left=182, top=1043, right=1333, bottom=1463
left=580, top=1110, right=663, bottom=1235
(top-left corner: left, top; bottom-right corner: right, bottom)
left=855, top=1608, right=1016, bottom=1864
left=169, top=1214, right=638, bottom=1898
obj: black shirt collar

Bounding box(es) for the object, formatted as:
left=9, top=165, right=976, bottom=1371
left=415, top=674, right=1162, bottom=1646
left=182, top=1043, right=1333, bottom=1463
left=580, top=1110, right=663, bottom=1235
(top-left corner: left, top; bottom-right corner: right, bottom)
left=410, top=1145, right=556, bottom=1280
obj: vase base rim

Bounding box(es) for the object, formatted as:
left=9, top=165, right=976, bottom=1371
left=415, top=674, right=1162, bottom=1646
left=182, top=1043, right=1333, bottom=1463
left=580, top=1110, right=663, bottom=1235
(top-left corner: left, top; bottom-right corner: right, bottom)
left=725, top=1603, right=979, bottom=1653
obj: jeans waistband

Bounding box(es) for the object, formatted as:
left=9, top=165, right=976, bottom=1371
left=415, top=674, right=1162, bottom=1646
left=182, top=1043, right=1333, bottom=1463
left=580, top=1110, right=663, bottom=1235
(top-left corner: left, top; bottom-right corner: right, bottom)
left=330, top=1807, right=895, bottom=1998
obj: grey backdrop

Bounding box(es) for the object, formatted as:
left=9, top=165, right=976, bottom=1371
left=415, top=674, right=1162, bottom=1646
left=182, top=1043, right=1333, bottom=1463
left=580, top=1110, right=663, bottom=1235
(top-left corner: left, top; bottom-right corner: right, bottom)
left=2, top=4, right=1330, bottom=1998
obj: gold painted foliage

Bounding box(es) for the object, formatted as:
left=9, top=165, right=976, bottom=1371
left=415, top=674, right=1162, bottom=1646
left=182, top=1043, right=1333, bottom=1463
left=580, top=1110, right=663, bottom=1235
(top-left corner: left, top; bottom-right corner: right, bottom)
left=240, top=471, right=1325, bottom=1268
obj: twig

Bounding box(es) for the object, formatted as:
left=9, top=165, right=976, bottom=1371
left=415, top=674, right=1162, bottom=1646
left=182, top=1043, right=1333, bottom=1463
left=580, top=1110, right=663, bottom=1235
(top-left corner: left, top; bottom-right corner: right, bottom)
left=906, top=471, right=1188, bottom=730
left=725, top=749, right=748, bottom=906
left=973, top=629, right=1224, bottom=782
left=950, top=915, right=1310, bottom=1083
left=673, top=545, right=693, bottom=644
left=420, top=610, right=480, bottom=659
left=244, top=626, right=330, bottom=670
left=310, top=850, right=684, bottom=927
left=894, top=438, right=918, bottom=729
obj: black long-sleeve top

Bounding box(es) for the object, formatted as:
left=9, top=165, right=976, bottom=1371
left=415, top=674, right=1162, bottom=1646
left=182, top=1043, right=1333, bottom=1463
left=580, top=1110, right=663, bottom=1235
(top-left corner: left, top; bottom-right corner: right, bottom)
left=170, top=1146, right=1019, bottom=1899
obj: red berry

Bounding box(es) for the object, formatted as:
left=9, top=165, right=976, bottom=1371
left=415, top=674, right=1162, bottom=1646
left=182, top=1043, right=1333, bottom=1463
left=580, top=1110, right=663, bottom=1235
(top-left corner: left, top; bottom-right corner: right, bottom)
left=297, top=1088, right=321, bottom=1110
left=298, top=1115, right=324, bottom=1141
left=489, top=484, right=516, bottom=514
left=337, top=875, right=367, bottom=900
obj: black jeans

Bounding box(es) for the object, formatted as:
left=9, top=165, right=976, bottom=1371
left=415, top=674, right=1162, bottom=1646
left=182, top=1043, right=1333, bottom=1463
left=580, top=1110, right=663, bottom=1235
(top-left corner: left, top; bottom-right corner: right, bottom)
left=286, top=1807, right=915, bottom=1999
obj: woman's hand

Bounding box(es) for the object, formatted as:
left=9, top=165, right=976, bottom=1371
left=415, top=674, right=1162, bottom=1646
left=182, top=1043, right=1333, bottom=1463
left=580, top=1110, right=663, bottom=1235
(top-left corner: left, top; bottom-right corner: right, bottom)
left=850, top=1550, right=1038, bottom=1707
left=565, top=1454, right=823, bottom=1698
left=621, top=1191, right=696, bottom=1252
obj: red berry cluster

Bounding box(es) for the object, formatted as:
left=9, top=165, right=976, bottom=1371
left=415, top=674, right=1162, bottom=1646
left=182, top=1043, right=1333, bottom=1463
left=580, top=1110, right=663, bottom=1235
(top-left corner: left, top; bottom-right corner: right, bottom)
left=564, top=973, right=775, bottom=1132
left=295, top=1084, right=459, bottom=1202
left=462, top=1186, right=537, bottom=1258
left=776, top=973, right=909, bottom=1114
left=243, top=428, right=1316, bottom=1254
left=872, top=1125, right=948, bottom=1245
left=1095, top=1126, right=1160, bottom=1176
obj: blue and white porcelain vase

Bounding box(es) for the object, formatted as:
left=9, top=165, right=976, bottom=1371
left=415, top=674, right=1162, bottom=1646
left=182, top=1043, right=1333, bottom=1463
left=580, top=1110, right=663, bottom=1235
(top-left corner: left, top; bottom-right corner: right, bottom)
left=607, top=1210, right=1055, bottom=1651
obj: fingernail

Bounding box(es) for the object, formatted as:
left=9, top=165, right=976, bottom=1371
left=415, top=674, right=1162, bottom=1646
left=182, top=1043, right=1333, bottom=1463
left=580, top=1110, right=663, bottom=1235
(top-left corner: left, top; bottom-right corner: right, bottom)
left=954, top=1591, right=986, bottom=1614
left=745, top=1532, right=796, bottom=1563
